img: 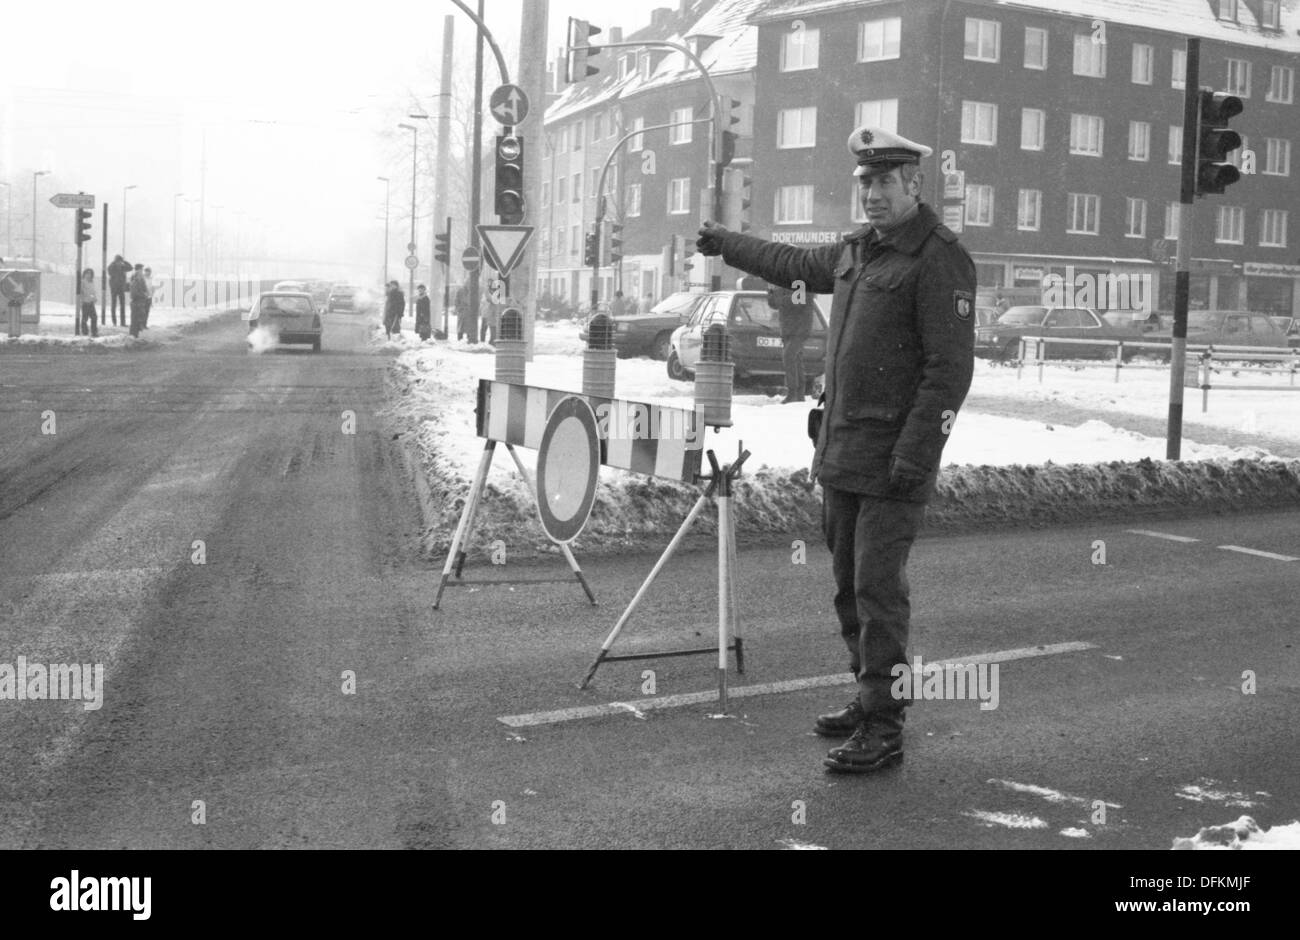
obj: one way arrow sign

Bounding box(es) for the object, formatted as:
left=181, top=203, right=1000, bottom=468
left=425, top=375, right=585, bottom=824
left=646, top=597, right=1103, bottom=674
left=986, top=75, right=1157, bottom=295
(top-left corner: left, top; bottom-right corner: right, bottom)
left=476, top=224, right=534, bottom=278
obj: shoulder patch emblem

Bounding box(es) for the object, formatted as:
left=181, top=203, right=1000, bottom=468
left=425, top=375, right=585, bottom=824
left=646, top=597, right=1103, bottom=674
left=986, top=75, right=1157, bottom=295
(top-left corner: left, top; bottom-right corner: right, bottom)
left=953, top=290, right=973, bottom=321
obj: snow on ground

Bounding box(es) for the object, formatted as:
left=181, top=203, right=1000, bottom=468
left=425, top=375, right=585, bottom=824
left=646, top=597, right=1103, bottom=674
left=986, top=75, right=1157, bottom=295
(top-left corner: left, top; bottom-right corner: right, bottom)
left=1172, top=816, right=1300, bottom=850
left=0, top=300, right=231, bottom=348
left=383, top=321, right=1300, bottom=553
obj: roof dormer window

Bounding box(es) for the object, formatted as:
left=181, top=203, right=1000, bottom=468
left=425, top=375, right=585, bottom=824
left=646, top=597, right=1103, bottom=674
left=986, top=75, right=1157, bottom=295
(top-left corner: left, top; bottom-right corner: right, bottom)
left=1217, top=0, right=1237, bottom=22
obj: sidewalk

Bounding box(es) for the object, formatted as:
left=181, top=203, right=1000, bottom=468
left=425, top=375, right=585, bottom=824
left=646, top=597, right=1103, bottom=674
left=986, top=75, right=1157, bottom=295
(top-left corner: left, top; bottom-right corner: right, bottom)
left=1, top=300, right=234, bottom=348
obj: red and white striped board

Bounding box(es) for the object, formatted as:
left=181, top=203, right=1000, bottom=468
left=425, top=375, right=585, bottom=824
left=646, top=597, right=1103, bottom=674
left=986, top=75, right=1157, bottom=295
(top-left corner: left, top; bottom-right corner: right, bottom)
left=476, top=380, right=704, bottom=484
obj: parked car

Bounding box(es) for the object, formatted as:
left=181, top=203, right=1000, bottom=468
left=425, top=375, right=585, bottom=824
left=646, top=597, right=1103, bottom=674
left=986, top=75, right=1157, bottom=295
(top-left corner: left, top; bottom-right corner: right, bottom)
left=304, top=279, right=332, bottom=311
left=975, top=305, right=1141, bottom=361
left=246, top=291, right=322, bottom=351
left=1143, top=310, right=1291, bottom=350
left=578, top=291, right=707, bottom=359
left=272, top=280, right=306, bottom=293
left=666, top=290, right=827, bottom=392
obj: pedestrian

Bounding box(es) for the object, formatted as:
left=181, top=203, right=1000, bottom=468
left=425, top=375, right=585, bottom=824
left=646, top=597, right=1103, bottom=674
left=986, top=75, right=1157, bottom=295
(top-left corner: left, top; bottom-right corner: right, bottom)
left=415, top=283, right=432, bottom=341
left=383, top=281, right=405, bottom=338
left=127, top=263, right=149, bottom=338
left=480, top=282, right=500, bottom=344
left=695, top=126, right=975, bottom=774
left=107, top=254, right=131, bottom=326
left=767, top=283, right=814, bottom=403
left=639, top=291, right=654, bottom=315
left=454, top=283, right=471, bottom=341
left=142, top=266, right=154, bottom=328
left=79, top=268, right=99, bottom=337
left=609, top=290, right=629, bottom=318
left=994, top=293, right=1010, bottom=314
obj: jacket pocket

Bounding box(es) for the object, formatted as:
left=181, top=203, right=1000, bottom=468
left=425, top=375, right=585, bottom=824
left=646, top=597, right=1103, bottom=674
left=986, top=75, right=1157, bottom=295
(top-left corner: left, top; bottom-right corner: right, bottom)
left=844, top=402, right=902, bottom=423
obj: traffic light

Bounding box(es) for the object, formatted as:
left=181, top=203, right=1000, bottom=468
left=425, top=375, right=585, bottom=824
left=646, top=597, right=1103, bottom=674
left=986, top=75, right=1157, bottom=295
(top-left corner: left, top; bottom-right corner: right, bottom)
left=75, top=208, right=92, bottom=244
left=609, top=223, right=624, bottom=265
left=584, top=230, right=599, bottom=268
left=1196, top=90, right=1244, bottom=196
left=494, top=135, right=525, bottom=224
left=434, top=229, right=451, bottom=266
left=718, top=97, right=741, bottom=167
left=566, top=17, right=602, bottom=83
left=724, top=168, right=753, bottom=233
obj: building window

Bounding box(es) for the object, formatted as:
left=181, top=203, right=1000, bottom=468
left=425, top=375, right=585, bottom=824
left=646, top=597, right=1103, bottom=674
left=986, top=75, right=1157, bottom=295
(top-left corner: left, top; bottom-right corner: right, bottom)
left=1126, top=198, right=1147, bottom=238
left=1226, top=59, right=1252, bottom=97
left=540, top=181, right=550, bottom=207
left=1021, top=109, right=1045, bottom=150
left=858, top=17, right=901, bottom=62
left=1267, top=66, right=1294, bottom=103
left=1067, top=193, right=1100, bottom=234
left=1165, top=203, right=1181, bottom=239
left=1217, top=0, right=1237, bottom=21
left=669, top=107, right=692, bottom=144
left=855, top=99, right=899, bottom=133
left=1215, top=205, right=1244, bottom=244
left=1261, top=0, right=1281, bottom=29
left=1228, top=135, right=1249, bottom=170
left=572, top=172, right=582, bottom=203
left=1172, top=49, right=1186, bottom=89
left=964, top=18, right=1000, bottom=62
left=780, top=26, right=820, bottom=71
left=1168, top=126, right=1183, bottom=165
left=1129, top=121, right=1151, bottom=161
left=1024, top=27, right=1047, bottom=69
left=591, top=168, right=601, bottom=200
left=774, top=185, right=814, bottom=224
left=669, top=177, right=691, bottom=215
left=618, top=55, right=631, bottom=80
left=964, top=184, right=994, bottom=226
left=556, top=177, right=566, bottom=205
left=592, top=113, right=602, bottom=140
left=1017, top=189, right=1042, bottom=231
left=627, top=183, right=641, bottom=218
left=572, top=121, right=582, bottom=151
left=629, top=116, right=645, bottom=152
left=1070, top=114, right=1104, bottom=156
left=1264, top=138, right=1291, bottom=176
left=1132, top=44, right=1153, bottom=84
left=961, top=101, right=998, bottom=145
left=571, top=225, right=580, bottom=256
left=639, top=53, right=652, bottom=79
left=777, top=107, right=817, bottom=148
left=1073, top=34, right=1106, bottom=78
left=1260, top=209, right=1288, bottom=247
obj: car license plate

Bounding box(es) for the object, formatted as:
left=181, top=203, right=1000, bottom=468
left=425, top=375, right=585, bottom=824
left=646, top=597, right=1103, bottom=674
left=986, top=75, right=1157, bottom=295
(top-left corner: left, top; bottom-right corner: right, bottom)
left=756, top=336, right=783, bottom=348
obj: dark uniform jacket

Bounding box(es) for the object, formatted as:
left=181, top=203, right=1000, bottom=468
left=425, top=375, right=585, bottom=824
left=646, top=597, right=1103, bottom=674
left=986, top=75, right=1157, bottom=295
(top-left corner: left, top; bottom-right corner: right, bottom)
left=128, top=272, right=150, bottom=303
left=717, top=202, right=975, bottom=501
left=108, top=257, right=132, bottom=290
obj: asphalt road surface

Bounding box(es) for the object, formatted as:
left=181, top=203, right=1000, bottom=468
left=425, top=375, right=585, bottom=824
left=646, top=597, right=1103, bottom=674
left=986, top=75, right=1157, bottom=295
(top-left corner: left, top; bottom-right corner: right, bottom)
left=1, top=313, right=1296, bottom=850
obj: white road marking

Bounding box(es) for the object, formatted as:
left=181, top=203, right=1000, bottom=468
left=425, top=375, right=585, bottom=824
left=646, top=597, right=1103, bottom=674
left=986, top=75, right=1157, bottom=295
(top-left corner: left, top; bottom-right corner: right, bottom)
left=497, top=641, right=1098, bottom=728
left=988, top=779, right=1121, bottom=809
left=1217, top=545, right=1299, bottom=562
left=1126, top=529, right=1200, bottom=543
left=962, top=810, right=1048, bottom=830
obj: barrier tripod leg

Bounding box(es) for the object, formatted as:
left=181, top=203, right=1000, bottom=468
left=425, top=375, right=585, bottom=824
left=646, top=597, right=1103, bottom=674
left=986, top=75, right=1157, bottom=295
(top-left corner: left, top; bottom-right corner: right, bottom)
left=717, top=489, right=731, bottom=713
left=578, top=478, right=718, bottom=689
left=454, top=440, right=496, bottom=579
left=505, top=443, right=596, bottom=605
left=432, top=441, right=495, bottom=610
left=727, top=487, right=743, bottom=675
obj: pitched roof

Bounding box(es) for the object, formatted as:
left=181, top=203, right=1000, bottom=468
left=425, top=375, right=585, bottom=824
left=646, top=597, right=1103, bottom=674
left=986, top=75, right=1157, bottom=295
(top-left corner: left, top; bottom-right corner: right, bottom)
left=750, top=0, right=1300, bottom=53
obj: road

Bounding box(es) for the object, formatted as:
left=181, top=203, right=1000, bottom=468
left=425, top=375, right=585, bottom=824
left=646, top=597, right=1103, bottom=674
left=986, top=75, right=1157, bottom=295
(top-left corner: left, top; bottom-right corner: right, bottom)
left=1, top=313, right=1296, bottom=849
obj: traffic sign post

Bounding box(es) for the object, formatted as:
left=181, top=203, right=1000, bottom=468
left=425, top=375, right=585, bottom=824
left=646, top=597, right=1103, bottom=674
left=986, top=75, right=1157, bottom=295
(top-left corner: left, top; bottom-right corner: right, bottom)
left=475, top=225, right=534, bottom=279
left=405, top=255, right=419, bottom=270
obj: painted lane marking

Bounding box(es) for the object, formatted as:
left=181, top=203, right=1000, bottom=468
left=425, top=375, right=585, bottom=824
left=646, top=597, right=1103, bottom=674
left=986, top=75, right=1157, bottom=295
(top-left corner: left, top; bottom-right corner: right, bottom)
left=497, top=641, right=1099, bottom=728
left=1217, top=545, right=1299, bottom=562
left=1126, top=529, right=1200, bottom=543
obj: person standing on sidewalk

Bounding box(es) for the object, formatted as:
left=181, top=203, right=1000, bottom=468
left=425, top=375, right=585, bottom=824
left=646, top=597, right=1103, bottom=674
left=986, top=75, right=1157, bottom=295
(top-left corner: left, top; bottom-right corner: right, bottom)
left=415, top=284, right=432, bottom=341
left=107, top=254, right=131, bottom=327
left=142, top=266, right=155, bottom=329
left=80, top=268, right=99, bottom=337
left=767, top=283, right=814, bottom=404
left=128, top=263, right=149, bottom=338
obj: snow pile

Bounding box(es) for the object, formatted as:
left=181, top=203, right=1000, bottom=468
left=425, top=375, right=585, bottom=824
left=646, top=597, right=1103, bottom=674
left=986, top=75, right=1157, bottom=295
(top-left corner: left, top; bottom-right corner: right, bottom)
left=1172, top=816, right=1300, bottom=850
left=386, top=322, right=1300, bottom=557
left=0, top=300, right=232, bottom=349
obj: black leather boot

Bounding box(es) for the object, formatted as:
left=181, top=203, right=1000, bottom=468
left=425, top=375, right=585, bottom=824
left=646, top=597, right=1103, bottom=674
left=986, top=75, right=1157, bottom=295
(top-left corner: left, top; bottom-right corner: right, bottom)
left=814, top=697, right=866, bottom=737
left=822, top=709, right=905, bottom=773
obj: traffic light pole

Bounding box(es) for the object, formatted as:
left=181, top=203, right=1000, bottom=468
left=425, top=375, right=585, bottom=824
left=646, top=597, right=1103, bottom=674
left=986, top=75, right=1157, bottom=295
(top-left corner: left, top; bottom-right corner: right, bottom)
left=1168, top=38, right=1201, bottom=461
left=73, top=214, right=83, bottom=336
left=588, top=115, right=717, bottom=313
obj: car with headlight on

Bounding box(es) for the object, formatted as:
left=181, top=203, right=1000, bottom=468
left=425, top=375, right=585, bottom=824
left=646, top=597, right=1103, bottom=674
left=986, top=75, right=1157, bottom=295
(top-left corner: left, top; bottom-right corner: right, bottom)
left=578, top=290, right=707, bottom=359
left=666, top=289, right=827, bottom=393
left=327, top=283, right=362, bottom=313
left=246, top=291, right=322, bottom=351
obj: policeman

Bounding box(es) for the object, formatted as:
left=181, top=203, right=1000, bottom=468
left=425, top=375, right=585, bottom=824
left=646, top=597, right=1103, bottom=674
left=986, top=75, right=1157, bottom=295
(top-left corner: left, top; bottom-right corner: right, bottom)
left=697, top=127, right=975, bottom=773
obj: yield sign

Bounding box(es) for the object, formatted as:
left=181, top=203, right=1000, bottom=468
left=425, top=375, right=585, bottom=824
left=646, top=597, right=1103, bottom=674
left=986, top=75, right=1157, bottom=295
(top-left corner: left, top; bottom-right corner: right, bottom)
left=475, top=224, right=534, bottom=278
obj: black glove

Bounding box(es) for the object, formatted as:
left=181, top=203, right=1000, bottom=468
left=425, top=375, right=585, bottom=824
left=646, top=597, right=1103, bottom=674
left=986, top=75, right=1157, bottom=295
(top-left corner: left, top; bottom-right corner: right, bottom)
left=888, top=454, right=930, bottom=496
left=695, top=220, right=730, bottom=257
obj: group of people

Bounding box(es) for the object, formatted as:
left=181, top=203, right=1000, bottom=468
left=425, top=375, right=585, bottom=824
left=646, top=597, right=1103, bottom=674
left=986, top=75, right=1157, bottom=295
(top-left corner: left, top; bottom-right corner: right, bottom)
left=382, top=280, right=437, bottom=342
left=78, top=255, right=155, bottom=337
left=453, top=281, right=504, bottom=344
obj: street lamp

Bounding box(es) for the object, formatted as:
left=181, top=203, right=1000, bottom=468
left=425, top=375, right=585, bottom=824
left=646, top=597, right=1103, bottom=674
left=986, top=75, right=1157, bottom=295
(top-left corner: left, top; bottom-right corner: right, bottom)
left=377, top=175, right=390, bottom=286
left=409, top=109, right=436, bottom=301
left=399, top=121, right=420, bottom=318
left=32, top=170, right=50, bottom=269
left=0, top=181, right=10, bottom=259
left=122, top=184, right=137, bottom=254
left=172, top=193, right=185, bottom=278
left=188, top=198, right=198, bottom=275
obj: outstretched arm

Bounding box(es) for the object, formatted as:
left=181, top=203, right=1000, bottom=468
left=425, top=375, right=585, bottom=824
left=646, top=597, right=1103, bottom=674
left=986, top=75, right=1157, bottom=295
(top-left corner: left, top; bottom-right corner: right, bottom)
left=696, top=221, right=840, bottom=295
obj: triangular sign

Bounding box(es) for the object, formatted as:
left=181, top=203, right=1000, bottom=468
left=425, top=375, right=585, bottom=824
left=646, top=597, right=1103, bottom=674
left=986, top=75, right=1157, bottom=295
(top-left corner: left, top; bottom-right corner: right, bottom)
left=475, top=225, right=534, bottom=278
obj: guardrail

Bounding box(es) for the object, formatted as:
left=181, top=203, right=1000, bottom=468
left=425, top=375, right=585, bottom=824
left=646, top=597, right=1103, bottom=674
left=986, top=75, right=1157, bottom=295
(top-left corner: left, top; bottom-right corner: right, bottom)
left=1013, top=335, right=1300, bottom=410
